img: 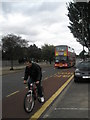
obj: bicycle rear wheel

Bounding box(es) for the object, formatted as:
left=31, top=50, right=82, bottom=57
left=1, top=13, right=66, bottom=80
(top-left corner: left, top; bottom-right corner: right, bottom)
left=24, top=92, right=35, bottom=113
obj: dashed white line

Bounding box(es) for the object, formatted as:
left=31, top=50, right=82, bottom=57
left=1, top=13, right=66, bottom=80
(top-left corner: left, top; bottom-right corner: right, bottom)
left=54, top=107, right=89, bottom=111
left=6, top=91, right=19, bottom=97
left=44, top=77, right=48, bottom=80
left=42, top=71, right=46, bottom=73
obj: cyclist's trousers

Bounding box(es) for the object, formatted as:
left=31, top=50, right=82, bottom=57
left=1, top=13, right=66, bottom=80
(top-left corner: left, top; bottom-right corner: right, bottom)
left=28, top=78, right=43, bottom=97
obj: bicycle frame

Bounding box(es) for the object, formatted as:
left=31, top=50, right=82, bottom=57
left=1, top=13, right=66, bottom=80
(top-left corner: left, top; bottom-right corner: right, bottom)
left=29, top=82, right=37, bottom=100
left=24, top=81, right=44, bottom=113
left=24, top=82, right=37, bottom=113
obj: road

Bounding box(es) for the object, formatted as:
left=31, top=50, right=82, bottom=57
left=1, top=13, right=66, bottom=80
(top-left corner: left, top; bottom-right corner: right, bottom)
left=2, top=65, right=60, bottom=98
left=2, top=64, right=90, bottom=119
left=2, top=65, right=75, bottom=119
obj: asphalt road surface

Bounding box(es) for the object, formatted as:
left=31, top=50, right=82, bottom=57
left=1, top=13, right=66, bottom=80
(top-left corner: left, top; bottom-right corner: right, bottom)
left=2, top=65, right=60, bottom=98
left=2, top=65, right=75, bottom=119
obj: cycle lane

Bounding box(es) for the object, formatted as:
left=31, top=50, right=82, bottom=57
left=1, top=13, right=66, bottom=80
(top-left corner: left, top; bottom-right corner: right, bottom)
left=2, top=68, right=75, bottom=120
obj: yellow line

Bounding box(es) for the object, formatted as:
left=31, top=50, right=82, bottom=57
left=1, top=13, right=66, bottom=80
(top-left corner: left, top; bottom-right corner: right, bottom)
left=30, top=75, right=74, bottom=120
left=54, top=73, right=57, bottom=75
left=6, top=91, right=19, bottom=97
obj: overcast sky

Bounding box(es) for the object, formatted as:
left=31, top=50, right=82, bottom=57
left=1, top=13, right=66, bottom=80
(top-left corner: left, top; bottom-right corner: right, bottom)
left=0, top=0, right=88, bottom=55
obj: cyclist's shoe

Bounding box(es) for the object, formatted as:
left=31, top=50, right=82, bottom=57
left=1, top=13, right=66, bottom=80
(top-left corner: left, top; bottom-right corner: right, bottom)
left=40, top=97, right=45, bottom=103
left=38, top=96, right=45, bottom=103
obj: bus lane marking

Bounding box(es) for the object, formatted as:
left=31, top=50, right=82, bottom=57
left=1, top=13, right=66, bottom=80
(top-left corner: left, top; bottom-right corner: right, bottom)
left=54, top=74, right=72, bottom=78
left=61, top=72, right=64, bottom=75
left=54, top=75, right=61, bottom=78
left=50, top=75, right=53, bottom=77
left=63, top=75, right=68, bottom=78
left=67, top=75, right=72, bottom=78
left=53, top=71, right=74, bottom=78
left=71, top=72, right=73, bottom=75
left=30, top=75, right=74, bottom=120
left=58, top=75, right=61, bottom=78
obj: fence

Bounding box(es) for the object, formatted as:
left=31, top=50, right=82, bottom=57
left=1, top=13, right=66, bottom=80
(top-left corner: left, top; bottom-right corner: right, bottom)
left=2, top=60, right=19, bottom=67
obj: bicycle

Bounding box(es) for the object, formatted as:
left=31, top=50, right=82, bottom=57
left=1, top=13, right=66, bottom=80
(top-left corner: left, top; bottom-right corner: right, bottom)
left=24, top=82, right=44, bottom=113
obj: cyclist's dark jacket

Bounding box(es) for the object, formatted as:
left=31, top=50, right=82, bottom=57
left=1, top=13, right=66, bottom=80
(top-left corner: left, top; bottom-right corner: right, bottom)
left=24, top=63, right=42, bottom=81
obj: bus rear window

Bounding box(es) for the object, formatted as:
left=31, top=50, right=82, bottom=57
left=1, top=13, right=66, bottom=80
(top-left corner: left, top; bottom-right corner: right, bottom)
left=56, top=46, right=67, bottom=51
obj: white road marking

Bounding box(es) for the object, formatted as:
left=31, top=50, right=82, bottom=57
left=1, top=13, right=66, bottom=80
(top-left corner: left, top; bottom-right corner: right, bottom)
left=42, top=71, right=46, bottom=73
left=50, top=75, right=53, bottom=77
left=54, top=107, right=89, bottom=111
left=44, top=77, right=48, bottom=80
left=6, top=91, right=19, bottom=97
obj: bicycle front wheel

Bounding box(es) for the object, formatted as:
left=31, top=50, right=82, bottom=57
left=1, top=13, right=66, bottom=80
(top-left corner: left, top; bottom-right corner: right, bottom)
left=24, top=92, right=35, bottom=113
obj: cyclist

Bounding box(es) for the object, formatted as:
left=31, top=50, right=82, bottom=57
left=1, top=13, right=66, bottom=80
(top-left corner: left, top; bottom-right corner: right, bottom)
left=24, top=59, right=45, bottom=103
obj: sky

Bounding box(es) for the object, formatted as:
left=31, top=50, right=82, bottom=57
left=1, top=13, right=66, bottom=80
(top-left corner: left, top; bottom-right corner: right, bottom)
left=0, top=0, right=88, bottom=55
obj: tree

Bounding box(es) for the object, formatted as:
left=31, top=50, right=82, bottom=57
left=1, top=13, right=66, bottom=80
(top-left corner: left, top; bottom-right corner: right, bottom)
left=79, top=50, right=85, bottom=59
left=79, top=50, right=89, bottom=60
left=41, top=44, right=55, bottom=64
left=28, top=44, right=42, bottom=62
left=2, top=34, right=28, bottom=70
left=67, top=2, right=90, bottom=53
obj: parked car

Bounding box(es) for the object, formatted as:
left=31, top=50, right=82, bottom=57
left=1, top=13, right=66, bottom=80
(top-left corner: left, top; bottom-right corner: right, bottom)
left=74, top=60, right=90, bottom=82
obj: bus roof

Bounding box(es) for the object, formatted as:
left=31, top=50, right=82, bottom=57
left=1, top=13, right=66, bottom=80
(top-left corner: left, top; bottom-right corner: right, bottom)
left=55, top=45, right=75, bottom=53
left=55, top=45, right=68, bottom=47
left=55, top=45, right=74, bottom=50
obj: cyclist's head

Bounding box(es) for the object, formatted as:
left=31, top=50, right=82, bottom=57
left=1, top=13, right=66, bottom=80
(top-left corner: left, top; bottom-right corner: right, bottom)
left=25, top=59, right=32, bottom=67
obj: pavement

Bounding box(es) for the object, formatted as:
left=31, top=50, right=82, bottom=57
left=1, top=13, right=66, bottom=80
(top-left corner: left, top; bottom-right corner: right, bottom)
left=1, top=62, right=54, bottom=76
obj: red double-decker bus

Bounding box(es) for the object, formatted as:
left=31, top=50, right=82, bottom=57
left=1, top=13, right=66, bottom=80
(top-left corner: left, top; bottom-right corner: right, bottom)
left=55, top=45, right=76, bottom=68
